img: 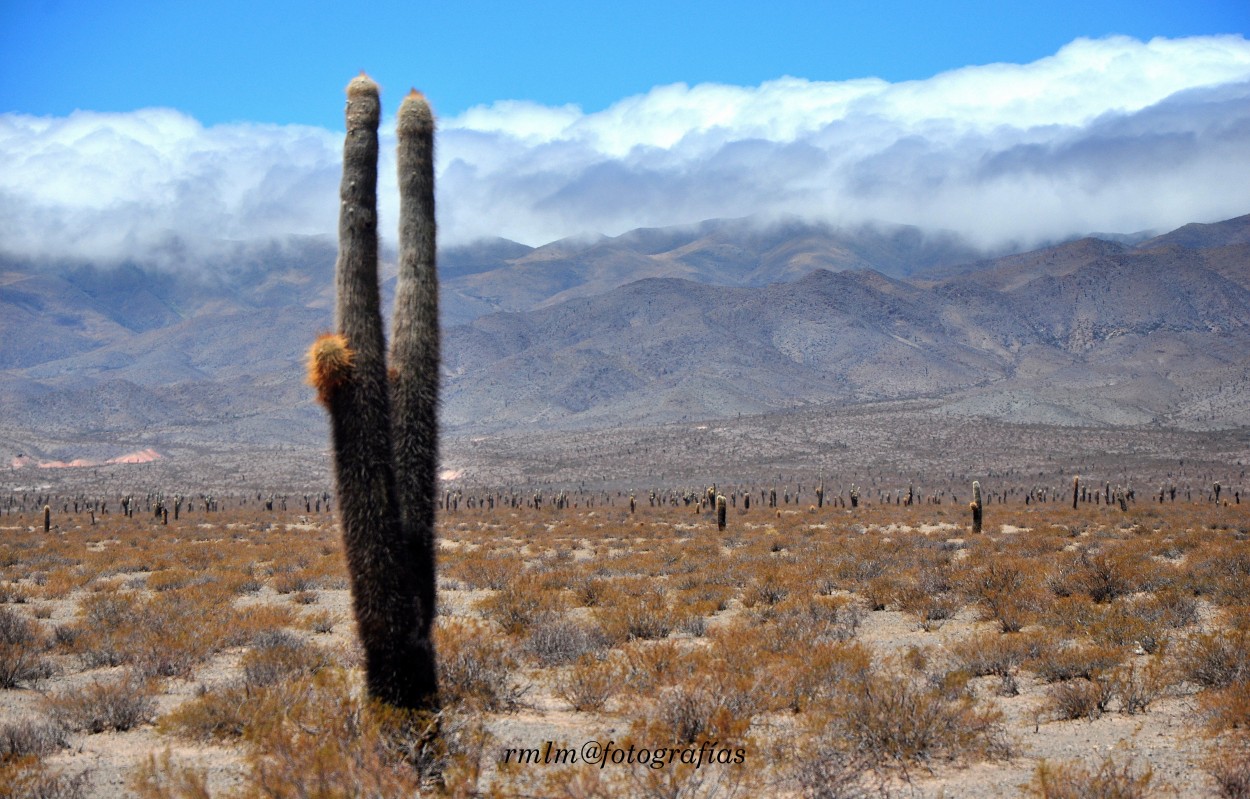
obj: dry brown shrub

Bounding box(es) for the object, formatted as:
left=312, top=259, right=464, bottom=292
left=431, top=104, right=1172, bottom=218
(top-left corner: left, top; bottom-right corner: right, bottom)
left=435, top=617, right=527, bottom=711
left=524, top=617, right=607, bottom=666
left=47, top=671, right=157, bottom=733
left=594, top=579, right=672, bottom=643
left=477, top=570, right=567, bottom=634
left=1047, top=676, right=1114, bottom=721
left=1206, top=740, right=1250, bottom=799
left=957, top=555, right=1047, bottom=632
left=0, top=607, right=57, bottom=689
left=0, top=757, right=90, bottom=799
left=893, top=565, right=964, bottom=631
left=1023, top=755, right=1159, bottom=799
left=1179, top=629, right=1250, bottom=689
left=1027, top=640, right=1126, bottom=683
left=813, top=663, right=1011, bottom=770
left=554, top=653, right=624, bottom=712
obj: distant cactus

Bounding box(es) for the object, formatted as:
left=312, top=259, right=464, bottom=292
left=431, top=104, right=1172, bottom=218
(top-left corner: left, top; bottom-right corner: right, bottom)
left=970, top=481, right=983, bottom=534
left=1072, top=475, right=1079, bottom=510
left=308, top=76, right=439, bottom=713
left=716, top=494, right=727, bottom=531
left=43, top=504, right=50, bottom=533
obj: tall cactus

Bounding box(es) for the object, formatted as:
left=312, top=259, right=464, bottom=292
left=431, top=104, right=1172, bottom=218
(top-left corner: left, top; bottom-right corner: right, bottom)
left=308, top=75, right=439, bottom=713
left=970, top=480, right=983, bottom=535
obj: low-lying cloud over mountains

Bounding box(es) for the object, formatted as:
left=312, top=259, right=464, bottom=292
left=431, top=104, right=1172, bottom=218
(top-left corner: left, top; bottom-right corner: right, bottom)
left=3, top=35, right=1250, bottom=266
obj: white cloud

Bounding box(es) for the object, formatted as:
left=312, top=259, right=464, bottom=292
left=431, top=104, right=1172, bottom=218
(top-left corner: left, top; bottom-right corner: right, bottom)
left=2, top=34, right=1250, bottom=265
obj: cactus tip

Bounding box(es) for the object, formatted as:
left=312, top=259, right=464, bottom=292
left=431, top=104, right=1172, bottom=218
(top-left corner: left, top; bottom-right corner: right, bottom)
left=307, top=333, right=355, bottom=404
left=398, top=89, right=435, bottom=130
left=346, top=72, right=379, bottom=97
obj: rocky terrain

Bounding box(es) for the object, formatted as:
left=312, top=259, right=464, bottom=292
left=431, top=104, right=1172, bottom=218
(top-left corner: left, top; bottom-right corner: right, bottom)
left=1, top=213, right=1248, bottom=485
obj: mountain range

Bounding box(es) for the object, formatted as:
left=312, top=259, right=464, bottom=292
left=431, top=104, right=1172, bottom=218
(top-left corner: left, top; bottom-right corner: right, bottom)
left=1, top=214, right=1248, bottom=466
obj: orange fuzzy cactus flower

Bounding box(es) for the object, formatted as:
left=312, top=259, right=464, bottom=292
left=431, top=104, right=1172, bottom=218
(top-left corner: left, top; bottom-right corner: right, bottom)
left=307, top=333, right=355, bottom=404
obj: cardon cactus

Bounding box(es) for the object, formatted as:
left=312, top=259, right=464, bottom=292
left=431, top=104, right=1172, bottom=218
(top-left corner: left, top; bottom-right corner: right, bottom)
left=970, top=480, right=983, bottom=534
left=308, top=76, right=439, bottom=713
left=716, top=494, right=727, bottom=531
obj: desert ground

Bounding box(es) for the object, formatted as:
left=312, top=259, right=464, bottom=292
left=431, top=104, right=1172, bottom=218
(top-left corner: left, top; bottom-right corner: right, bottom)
left=2, top=476, right=1249, bottom=798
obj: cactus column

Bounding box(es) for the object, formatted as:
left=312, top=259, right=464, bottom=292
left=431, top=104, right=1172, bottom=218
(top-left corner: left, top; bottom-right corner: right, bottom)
left=970, top=481, right=983, bottom=535
left=309, top=75, right=439, bottom=713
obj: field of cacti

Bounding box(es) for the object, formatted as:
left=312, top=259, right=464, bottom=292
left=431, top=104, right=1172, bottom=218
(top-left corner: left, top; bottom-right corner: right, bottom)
left=2, top=488, right=1248, bottom=798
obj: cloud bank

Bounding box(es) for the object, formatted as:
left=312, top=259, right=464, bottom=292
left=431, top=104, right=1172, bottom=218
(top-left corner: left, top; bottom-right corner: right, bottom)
left=3, top=35, right=1250, bottom=265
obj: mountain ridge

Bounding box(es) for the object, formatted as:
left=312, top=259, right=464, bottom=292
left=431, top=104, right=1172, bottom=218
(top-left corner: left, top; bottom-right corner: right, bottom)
left=1, top=214, right=1248, bottom=467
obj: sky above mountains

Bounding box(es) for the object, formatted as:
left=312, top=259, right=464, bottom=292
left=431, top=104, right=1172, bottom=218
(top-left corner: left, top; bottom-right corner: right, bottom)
left=1, top=2, right=1248, bottom=263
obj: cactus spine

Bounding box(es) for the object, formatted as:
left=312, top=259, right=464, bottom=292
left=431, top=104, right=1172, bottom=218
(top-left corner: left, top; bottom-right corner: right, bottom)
left=970, top=480, right=983, bottom=534
left=308, top=75, right=439, bottom=713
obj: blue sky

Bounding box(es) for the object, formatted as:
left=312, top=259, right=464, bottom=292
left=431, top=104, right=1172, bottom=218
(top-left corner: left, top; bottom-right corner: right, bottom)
left=1, top=1, right=1249, bottom=261
left=3, top=0, right=1246, bottom=126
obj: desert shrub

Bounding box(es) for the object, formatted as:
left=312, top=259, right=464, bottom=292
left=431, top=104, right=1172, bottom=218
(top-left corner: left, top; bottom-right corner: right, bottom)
left=750, top=594, right=863, bottom=644
left=47, top=672, right=157, bottom=733
left=1085, top=604, right=1168, bottom=654
left=594, top=580, right=672, bottom=643
left=1028, top=641, right=1125, bottom=683
left=64, top=590, right=229, bottom=677
left=765, top=642, right=874, bottom=713
left=788, top=742, right=877, bottom=799
left=0, top=759, right=90, bottom=799
left=303, top=609, right=337, bottom=634
left=477, top=570, right=566, bottom=634
left=554, top=653, right=623, bottom=712
left=741, top=563, right=793, bottom=607
left=524, top=617, right=607, bottom=666
left=159, top=682, right=254, bottom=743
left=1023, top=755, right=1158, bottom=799
left=1047, top=677, right=1114, bottom=721
left=0, top=583, right=29, bottom=604
left=435, top=618, right=527, bottom=711
left=1072, top=547, right=1148, bottom=604
left=636, top=678, right=750, bottom=746
left=1199, top=681, right=1250, bottom=734
left=128, top=750, right=212, bottom=799
left=893, top=565, right=964, bottom=631
left=858, top=574, right=896, bottom=612
left=949, top=631, right=1045, bottom=678
left=1109, top=660, right=1174, bottom=715
left=618, top=640, right=686, bottom=696
left=229, top=671, right=432, bottom=798
left=0, top=607, right=57, bottom=689
left=823, top=665, right=1010, bottom=768
left=0, top=717, right=68, bottom=758
left=240, top=630, right=332, bottom=689
left=957, top=555, right=1047, bottom=632
left=1178, top=630, right=1250, bottom=689
left=447, top=552, right=520, bottom=590
left=1207, top=742, right=1250, bottom=799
